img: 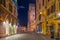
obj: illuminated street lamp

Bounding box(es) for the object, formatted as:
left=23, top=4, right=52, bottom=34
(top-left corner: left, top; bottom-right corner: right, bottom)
left=40, top=12, right=42, bottom=14
left=55, top=12, right=60, bottom=18
left=54, top=12, right=60, bottom=20
left=57, top=12, right=60, bottom=17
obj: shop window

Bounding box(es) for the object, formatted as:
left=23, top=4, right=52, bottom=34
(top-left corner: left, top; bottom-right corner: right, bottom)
left=50, top=24, right=54, bottom=31
left=37, top=23, right=42, bottom=32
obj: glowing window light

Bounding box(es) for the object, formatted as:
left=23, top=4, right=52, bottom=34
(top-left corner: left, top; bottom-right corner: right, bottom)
left=9, top=23, right=12, bottom=27
left=3, top=22, right=6, bottom=24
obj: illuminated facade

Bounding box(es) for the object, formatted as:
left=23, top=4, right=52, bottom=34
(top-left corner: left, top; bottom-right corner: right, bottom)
left=0, top=0, right=18, bottom=37
left=28, top=4, right=36, bottom=31
left=36, top=0, right=60, bottom=36
left=36, top=0, right=47, bottom=34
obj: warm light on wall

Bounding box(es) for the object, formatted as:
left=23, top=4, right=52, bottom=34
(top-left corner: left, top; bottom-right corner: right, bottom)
left=3, top=22, right=6, bottom=24
left=57, top=12, right=60, bottom=16
left=40, top=12, right=42, bottom=14
left=3, top=21, right=9, bottom=35
left=9, top=23, right=12, bottom=27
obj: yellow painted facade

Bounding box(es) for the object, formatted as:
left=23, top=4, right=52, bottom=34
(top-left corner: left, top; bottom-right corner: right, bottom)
left=36, top=0, right=60, bottom=36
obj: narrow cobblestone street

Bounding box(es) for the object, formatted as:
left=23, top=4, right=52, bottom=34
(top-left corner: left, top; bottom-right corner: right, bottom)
left=0, top=33, right=53, bottom=40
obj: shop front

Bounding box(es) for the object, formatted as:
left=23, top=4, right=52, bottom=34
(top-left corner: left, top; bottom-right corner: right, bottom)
left=0, top=20, right=6, bottom=37
left=55, top=20, right=60, bottom=39
left=0, top=19, right=17, bottom=37
left=36, top=23, right=42, bottom=33
left=46, top=19, right=59, bottom=38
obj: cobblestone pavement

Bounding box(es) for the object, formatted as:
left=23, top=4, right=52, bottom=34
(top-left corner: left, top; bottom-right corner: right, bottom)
left=0, top=33, right=54, bottom=40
